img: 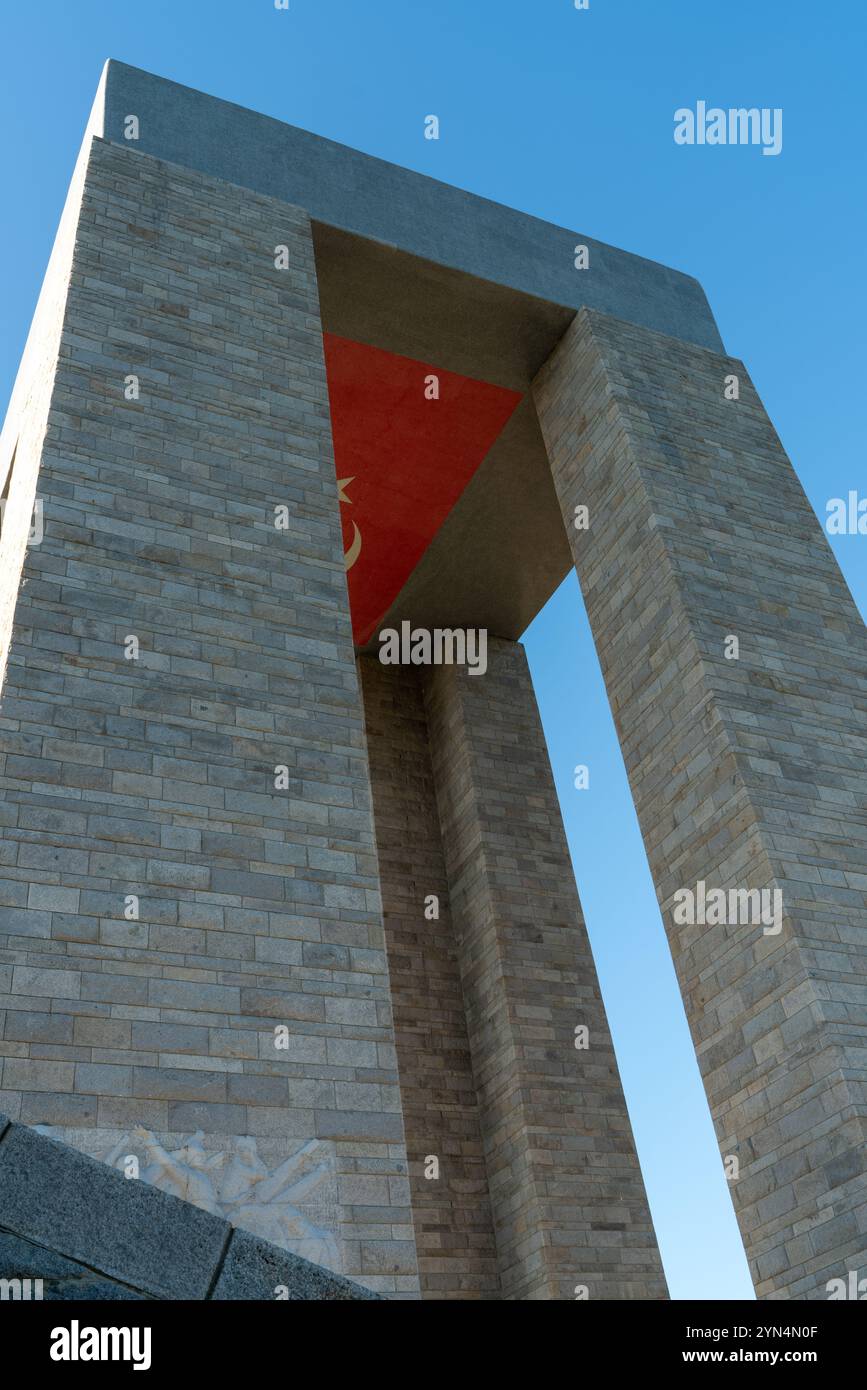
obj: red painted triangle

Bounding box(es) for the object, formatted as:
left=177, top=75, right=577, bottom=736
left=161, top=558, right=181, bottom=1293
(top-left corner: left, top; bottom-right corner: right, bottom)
left=323, top=334, right=522, bottom=644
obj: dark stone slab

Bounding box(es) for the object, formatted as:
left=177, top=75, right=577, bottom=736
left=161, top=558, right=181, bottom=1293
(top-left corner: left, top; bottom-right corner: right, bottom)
left=0, top=1228, right=148, bottom=1300
left=210, top=1228, right=381, bottom=1301
left=0, top=1120, right=228, bottom=1299
left=0, top=1120, right=381, bottom=1301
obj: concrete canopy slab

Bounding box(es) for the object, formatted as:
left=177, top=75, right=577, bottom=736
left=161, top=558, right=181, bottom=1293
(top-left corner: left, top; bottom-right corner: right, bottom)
left=94, top=62, right=722, bottom=353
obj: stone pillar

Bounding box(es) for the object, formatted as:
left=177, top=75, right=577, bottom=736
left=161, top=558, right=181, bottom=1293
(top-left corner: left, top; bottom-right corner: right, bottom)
left=0, top=136, right=418, bottom=1297
left=423, top=638, right=667, bottom=1301
left=533, top=307, right=867, bottom=1299
left=359, top=657, right=499, bottom=1298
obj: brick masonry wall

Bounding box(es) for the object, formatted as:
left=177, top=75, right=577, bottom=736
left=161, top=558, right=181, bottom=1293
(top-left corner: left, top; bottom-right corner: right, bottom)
left=0, top=92, right=103, bottom=694
left=534, top=307, right=867, bottom=1298
left=423, top=638, right=667, bottom=1300
left=359, top=655, right=499, bottom=1298
left=0, top=136, right=418, bottom=1296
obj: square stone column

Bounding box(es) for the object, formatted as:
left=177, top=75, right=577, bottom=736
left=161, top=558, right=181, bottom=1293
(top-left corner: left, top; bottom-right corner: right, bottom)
left=359, top=657, right=499, bottom=1298
left=422, top=638, right=667, bottom=1301
left=533, top=307, right=867, bottom=1298
left=0, top=136, right=418, bottom=1296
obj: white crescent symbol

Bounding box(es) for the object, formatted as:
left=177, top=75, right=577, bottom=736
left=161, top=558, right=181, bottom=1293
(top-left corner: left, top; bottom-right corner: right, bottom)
left=344, top=520, right=362, bottom=571
left=337, top=476, right=362, bottom=571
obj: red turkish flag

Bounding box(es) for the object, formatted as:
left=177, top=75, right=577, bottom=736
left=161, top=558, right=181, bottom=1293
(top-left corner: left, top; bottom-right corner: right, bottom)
left=323, top=334, right=522, bottom=644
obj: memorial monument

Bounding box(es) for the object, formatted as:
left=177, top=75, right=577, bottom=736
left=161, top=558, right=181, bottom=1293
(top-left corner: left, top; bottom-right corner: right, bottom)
left=0, top=62, right=864, bottom=1300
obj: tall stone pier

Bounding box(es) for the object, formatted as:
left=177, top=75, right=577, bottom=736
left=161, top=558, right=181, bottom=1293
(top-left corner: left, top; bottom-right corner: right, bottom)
left=533, top=309, right=867, bottom=1299
left=361, top=645, right=665, bottom=1299
left=0, top=60, right=863, bottom=1299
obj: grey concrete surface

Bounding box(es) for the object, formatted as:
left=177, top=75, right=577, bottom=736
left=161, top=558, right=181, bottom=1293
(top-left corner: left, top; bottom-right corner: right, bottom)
left=211, top=1228, right=381, bottom=1301
left=0, top=1116, right=378, bottom=1300
left=0, top=1230, right=149, bottom=1300
left=95, top=60, right=723, bottom=353
left=0, top=1116, right=228, bottom=1299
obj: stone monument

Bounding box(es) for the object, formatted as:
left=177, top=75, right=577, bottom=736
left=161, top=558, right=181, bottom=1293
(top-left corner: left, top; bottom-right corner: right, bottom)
left=0, top=61, right=864, bottom=1300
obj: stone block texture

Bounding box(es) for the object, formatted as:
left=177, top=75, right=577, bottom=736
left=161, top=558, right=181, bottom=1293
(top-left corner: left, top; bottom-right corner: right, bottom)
left=11, top=81, right=856, bottom=1307
left=359, top=656, right=499, bottom=1298
left=534, top=307, right=867, bottom=1299
left=0, top=136, right=417, bottom=1296
left=0, top=87, right=104, bottom=698
left=420, top=638, right=667, bottom=1300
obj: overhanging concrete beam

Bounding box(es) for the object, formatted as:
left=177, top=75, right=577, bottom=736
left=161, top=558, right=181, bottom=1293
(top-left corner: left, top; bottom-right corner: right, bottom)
left=93, top=60, right=723, bottom=354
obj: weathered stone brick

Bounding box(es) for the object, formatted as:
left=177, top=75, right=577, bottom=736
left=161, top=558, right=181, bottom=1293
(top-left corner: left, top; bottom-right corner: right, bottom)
left=0, top=136, right=418, bottom=1295
left=422, top=642, right=667, bottom=1301
left=533, top=305, right=867, bottom=1299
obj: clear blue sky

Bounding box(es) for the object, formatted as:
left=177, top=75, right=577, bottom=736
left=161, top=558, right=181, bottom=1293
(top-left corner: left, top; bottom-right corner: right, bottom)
left=2, top=1, right=864, bottom=1300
